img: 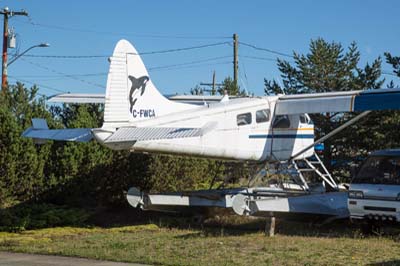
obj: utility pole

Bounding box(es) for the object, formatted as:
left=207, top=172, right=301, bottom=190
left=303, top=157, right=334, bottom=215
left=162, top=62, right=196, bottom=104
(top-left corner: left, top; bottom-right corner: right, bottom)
left=212, top=71, right=216, bottom=95
left=233, top=33, right=238, bottom=88
left=0, top=7, right=28, bottom=90
left=200, top=71, right=223, bottom=95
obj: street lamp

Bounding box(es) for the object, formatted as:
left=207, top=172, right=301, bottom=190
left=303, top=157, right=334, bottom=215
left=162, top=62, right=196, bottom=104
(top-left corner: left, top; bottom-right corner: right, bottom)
left=7, top=42, right=50, bottom=66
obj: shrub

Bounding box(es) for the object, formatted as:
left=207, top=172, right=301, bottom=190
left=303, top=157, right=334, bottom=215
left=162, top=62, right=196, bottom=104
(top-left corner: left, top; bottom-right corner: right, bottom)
left=0, top=203, right=90, bottom=232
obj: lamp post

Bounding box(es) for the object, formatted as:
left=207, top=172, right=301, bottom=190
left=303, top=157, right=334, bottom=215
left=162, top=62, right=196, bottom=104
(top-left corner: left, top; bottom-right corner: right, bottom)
left=0, top=6, right=29, bottom=90
left=1, top=42, right=49, bottom=90
left=7, top=43, right=50, bottom=66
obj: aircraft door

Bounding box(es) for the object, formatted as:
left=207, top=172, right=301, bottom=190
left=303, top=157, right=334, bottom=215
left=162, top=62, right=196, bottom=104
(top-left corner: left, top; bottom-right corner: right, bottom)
left=298, top=114, right=314, bottom=158
left=271, top=115, right=299, bottom=161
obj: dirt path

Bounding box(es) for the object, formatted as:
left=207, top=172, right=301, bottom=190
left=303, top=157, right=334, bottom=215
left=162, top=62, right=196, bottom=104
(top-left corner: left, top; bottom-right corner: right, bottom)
left=0, top=252, right=151, bottom=266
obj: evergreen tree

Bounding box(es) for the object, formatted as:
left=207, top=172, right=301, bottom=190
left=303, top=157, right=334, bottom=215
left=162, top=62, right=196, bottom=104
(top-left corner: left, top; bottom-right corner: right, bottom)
left=218, top=77, right=247, bottom=96
left=264, top=38, right=384, bottom=179
left=385, top=52, right=400, bottom=77
left=0, top=83, right=53, bottom=206
left=190, top=85, right=205, bottom=95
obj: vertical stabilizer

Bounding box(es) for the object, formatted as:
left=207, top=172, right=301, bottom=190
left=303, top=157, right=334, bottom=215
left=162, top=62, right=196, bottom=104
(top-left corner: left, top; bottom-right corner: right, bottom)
left=103, top=39, right=194, bottom=129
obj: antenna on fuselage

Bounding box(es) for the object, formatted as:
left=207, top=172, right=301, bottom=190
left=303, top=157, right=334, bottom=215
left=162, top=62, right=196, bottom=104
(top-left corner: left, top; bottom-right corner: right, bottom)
left=220, top=90, right=229, bottom=103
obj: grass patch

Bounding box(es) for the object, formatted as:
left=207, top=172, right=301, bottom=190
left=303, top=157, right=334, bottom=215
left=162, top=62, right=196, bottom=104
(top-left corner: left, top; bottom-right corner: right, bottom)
left=0, top=220, right=399, bottom=266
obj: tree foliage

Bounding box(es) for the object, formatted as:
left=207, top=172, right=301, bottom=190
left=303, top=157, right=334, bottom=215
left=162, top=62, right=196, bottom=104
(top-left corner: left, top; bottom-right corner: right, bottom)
left=265, top=38, right=383, bottom=95
left=264, top=38, right=393, bottom=181
left=385, top=52, right=400, bottom=77
left=218, top=77, right=247, bottom=96
left=0, top=83, right=245, bottom=207
left=0, top=83, right=53, bottom=205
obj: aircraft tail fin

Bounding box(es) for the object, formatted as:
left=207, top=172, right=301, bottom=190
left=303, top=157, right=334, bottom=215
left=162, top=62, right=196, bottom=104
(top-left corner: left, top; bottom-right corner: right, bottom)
left=103, top=40, right=194, bottom=129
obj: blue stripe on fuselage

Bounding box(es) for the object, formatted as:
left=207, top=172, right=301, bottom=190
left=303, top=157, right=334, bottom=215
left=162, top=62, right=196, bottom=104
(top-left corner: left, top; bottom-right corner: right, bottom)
left=354, top=91, right=400, bottom=111
left=249, top=134, right=314, bottom=139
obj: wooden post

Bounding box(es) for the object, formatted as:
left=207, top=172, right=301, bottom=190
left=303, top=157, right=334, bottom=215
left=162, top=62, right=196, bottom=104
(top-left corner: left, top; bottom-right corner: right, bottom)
left=269, top=216, right=276, bottom=236
left=0, top=8, right=28, bottom=90
left=233, top=33, right=238, bottom=88
left=265, top=216, right=276, bottom=237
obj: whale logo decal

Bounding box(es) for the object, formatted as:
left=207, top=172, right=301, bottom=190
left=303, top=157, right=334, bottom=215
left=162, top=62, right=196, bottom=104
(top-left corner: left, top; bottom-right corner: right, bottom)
left=128, top=75, right=149, bottom=113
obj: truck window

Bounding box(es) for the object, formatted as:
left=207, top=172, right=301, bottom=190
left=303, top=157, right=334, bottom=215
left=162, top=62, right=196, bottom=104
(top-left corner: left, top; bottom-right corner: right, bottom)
left=353, top=156, right=400, bottom=185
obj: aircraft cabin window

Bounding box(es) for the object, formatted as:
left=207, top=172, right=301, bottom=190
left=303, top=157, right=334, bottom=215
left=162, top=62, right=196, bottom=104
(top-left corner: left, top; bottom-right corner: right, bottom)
left=272, top=115, right=291, bottom=128
left=237, top=112, right=252, bottom=126
left=256, top=109, right=270, bottom=123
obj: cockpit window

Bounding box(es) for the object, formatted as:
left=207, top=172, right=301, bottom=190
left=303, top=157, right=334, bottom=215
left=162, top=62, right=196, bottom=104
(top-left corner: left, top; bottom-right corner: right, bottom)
left=299, top=115, right=307, bottom=124
left=300, top=114, right=313, bottom=125
left=305, top=114, right=313, bottom=125
left=237, top=112, right=252, bottom=126
left=272, top=115, right=290, bottom=128
left=353, top=156, right=400, bottom=185
left=256, top=109, right=270, bottom=123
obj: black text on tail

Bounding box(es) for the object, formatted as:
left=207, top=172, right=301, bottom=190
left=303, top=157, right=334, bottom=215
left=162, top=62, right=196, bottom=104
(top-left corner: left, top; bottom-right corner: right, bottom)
left=129, top=75, right=149, bottom=113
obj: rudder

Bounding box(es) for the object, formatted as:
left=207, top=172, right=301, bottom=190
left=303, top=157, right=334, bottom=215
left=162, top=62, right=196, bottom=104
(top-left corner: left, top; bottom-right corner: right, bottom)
left=103, top=39, right=194, bottom=129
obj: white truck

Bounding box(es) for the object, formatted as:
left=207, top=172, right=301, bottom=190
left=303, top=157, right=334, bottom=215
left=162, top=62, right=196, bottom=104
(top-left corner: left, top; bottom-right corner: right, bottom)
left=348, top=149, right=400, bottom=223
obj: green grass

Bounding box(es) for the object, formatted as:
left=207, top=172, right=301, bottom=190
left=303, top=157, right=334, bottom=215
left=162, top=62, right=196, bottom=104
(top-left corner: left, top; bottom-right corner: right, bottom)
left=0, top=219, right=399, bottom=266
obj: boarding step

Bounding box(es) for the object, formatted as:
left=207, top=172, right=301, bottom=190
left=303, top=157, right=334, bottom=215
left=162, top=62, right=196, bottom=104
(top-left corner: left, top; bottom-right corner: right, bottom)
left=290, top=153, right=338, bottom=190
left=298, top=169, right=316, bottom=172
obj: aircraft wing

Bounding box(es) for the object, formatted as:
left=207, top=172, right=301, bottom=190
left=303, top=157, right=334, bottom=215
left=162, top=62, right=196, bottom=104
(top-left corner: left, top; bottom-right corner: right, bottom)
left=23, top=119, right=204, bottom=144
left=275, top=88, right=400, bottom=115
left=104, top=127, right=202, bottom=143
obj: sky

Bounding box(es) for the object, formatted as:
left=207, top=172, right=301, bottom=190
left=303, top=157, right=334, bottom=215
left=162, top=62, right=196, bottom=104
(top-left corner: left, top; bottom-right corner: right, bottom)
left=1, top=0, right=400, bottom=97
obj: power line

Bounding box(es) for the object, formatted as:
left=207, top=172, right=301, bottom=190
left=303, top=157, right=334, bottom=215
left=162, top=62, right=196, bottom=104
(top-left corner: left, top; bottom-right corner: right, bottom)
left=241, top=55, right=278, bottom=62
left=17, top=56, right=231, bottom=76
left=382, top=71, right=399, bottom=77
left=23, top=54, right=109, bottom=59
left=148, top=56, right=231, bottom=70
left=14, top=18, right=231, bottom=40
left=238, top=55, right=249, bottom=93
left=19, top=58, right=106, bottom=89
left=239, top=42, right=294, bottom=58
left=8, top=75, right=68, bottom=93
left=129, top=41, right=230, bottom=55
left=150, top=61, right=231, bottom=72
left=18, top=42, right=230, bottom=58
left=14, top=72, right=108, bottom=78
left=14, top=55, right=232, bottom=77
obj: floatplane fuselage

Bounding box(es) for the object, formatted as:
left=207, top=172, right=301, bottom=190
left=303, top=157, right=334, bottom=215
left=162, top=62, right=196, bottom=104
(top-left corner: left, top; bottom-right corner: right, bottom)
left=23, top=39, right=400, bottom=165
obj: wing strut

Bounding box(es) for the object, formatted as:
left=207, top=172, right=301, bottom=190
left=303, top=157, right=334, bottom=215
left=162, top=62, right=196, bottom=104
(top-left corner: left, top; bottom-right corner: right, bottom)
left=290, top=111, right=371, bottom=161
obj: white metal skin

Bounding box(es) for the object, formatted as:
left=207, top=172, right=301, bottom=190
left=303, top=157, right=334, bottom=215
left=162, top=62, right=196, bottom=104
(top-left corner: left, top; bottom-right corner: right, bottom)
left=92, top=40, right=314, bottom=162
left=98, top=97, right=315, bottom=161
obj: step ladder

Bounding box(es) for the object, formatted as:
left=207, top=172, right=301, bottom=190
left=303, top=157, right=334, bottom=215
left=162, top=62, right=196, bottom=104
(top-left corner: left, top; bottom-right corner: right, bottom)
left=291, top=153, right=338, bottom=191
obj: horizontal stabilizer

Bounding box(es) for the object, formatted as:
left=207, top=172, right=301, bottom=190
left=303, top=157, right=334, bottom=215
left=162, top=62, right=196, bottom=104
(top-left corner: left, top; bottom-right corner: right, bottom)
left=276, top=88, right=400, bottom=115
left=48, top=93, right=105, bottom=104
left=22, top=119, right=93, bottom=142
left=105, top=127, right=202, bottom=143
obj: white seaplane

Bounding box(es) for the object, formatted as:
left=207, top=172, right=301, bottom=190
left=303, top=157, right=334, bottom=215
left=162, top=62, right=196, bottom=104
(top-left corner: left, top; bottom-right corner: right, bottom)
left=23, top=40, right=400, bottom=221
